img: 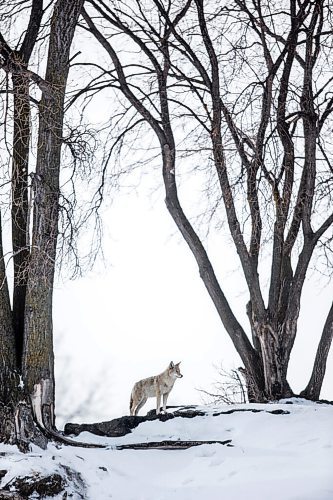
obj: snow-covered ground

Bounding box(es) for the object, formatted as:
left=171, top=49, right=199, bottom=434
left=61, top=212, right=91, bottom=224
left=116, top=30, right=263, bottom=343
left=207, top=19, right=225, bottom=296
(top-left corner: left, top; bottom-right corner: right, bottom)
left=1, top=399, right=332, bottom=499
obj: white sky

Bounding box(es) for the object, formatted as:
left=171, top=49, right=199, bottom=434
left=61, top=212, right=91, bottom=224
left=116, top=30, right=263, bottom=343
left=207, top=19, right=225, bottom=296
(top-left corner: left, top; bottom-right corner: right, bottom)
left=53, top=179, right=333, bottom=427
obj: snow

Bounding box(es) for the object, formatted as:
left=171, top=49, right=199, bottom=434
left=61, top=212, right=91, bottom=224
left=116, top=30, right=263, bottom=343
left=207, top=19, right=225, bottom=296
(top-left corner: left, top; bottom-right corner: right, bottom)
left=1, top=400, right=332, bottom=499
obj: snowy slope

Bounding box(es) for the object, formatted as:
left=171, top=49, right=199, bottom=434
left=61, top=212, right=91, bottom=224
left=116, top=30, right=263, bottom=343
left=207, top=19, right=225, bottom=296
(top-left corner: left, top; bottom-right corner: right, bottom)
left=1, top=400, right=332, bottom=499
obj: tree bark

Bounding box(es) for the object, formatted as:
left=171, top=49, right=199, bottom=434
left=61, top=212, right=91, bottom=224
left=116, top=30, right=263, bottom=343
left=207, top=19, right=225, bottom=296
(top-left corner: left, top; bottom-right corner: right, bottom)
left=22, top=0, right=84, bottom=431
left=0, top=218, right=16, bottom=408
left=0, top=214, right=47, bottom=451
left=301, top=302, right=333, bottom=400
left=11, top=71, right=30, bottom=367
left=255, top=321, right=293, bottom=400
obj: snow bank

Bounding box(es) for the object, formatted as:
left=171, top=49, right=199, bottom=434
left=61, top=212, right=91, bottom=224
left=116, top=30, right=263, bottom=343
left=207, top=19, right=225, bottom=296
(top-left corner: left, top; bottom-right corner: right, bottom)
left=0, top=401, right=332, bottom=499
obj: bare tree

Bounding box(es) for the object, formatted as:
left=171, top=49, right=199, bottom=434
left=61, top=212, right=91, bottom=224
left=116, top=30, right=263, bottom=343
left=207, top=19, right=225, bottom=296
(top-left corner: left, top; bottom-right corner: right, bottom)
left=198, top=365, right=247, bottom=405
left=0, top=0, right=84, bottom=450
left=81, top=0, right=333, bottom=401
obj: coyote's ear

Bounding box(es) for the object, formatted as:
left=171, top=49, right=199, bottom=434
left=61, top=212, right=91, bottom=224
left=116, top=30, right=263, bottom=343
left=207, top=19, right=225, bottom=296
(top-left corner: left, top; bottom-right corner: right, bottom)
left=176, top=361, right=181, bottom=365
left=169, top=361, right=174, bottom=368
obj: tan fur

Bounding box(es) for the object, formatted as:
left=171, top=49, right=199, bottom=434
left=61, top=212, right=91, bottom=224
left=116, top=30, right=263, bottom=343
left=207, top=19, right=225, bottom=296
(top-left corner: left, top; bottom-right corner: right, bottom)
left=130, top=361, right=183, bottom=416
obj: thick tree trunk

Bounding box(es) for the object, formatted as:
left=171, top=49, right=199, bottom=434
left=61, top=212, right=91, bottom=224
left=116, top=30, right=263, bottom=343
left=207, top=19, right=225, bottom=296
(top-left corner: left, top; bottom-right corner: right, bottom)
left=0, top=398, right=48, bottom=452
left=256, top=324, right=293, bottom=400
left=11, top=71, right=30, bottom=366
left=22, top=0, right=84, bottom=430
left=247, top=298, right=294, bottom=401
left=0, top=214, right=46, bottom=451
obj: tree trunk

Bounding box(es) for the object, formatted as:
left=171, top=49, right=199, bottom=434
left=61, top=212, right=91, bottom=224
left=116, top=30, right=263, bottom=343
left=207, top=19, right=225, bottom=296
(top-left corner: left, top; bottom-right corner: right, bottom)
left=11, top=71, right=30, bottom=367
left=0, top=217, right=15, bottom=386
left=257, top=326, right=293, bottom=400
left=301, top=302, right=333, bottom=400
left=0, top=214, right=46, bottom=451
left=22, top=0, right=84, bottom=431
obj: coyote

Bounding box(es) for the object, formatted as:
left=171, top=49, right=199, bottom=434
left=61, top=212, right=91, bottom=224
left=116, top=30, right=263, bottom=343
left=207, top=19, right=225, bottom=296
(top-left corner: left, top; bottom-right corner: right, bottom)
left=130, top=361, right=183, bottom=416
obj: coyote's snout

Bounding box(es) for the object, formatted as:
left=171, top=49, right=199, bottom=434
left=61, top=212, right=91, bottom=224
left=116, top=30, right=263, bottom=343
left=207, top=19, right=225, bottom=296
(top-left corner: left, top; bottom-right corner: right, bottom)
left=130, top=361, right=183, bottom=416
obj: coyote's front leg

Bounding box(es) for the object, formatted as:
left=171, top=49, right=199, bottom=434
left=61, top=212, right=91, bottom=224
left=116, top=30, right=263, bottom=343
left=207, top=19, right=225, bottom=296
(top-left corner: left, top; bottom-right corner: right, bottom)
left=163, top=392, right=169, bottom=413
left=156, top=391, right=161, bottom=415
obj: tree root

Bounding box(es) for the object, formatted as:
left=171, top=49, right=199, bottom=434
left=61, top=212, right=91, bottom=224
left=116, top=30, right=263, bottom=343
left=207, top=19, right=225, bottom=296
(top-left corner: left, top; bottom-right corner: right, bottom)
left=113, top=439, right=233, bottom=450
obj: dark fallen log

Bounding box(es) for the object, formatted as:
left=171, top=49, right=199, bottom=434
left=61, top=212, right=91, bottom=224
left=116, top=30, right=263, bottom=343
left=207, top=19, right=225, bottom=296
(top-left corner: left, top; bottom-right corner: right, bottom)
left=64, top=406, right=205, bottom=438
left=64, top=415, right=149, bottom=438
left=315, top=399, right=333, bottom=405
left=212, top=408, right=290, bottom=416
left=113, top=439, right=233, bottom=450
